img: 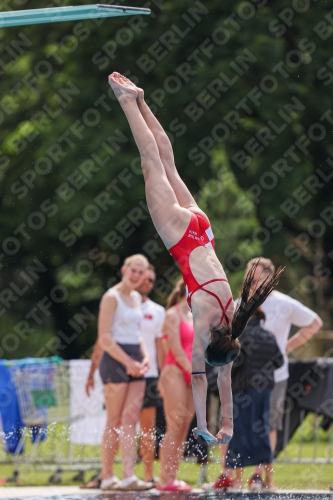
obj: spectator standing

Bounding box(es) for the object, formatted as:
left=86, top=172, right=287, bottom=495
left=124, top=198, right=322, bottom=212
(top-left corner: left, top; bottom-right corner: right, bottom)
left=136, top=265, right=166, bottom=484
left=224, top=308, right=283, bottom=491
left=83, top=260, right=165, bottom=489
left=204, top=257, right=323, bottom=492
left=157, top=280, right=195, bottom=492
left=97, top=254, right=151, bottom=491
left=248, top=257, right=323, bottom=491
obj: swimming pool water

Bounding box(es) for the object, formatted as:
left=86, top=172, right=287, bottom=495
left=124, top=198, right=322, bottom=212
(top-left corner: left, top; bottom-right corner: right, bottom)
left=2, top=492, right=333, bottom=500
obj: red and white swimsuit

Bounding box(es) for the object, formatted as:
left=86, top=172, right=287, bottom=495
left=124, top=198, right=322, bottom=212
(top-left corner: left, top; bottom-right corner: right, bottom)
left=168, top=211, right=233, bottom=329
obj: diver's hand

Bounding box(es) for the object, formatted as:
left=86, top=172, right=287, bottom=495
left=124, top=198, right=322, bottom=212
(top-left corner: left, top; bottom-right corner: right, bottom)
left=216, top=419, right=233, bottom=444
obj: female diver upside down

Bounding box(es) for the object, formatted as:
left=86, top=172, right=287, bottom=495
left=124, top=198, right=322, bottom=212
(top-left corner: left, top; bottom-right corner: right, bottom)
left=108, top=71, right=284, bottom=445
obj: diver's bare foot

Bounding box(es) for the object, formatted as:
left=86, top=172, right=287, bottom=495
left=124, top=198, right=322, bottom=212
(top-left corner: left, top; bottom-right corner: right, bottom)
left=136, top=86, right=144, bottom=102
left=108, top=72, right=137, bottom=101
left=117, top=73, right=144, bottom=102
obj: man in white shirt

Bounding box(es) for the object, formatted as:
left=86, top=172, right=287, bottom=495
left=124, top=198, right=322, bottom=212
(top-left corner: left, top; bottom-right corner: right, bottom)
left=136, top=265, right=165, bottom=484
left=204, top=257, right=323, bottom=492
left=83, top=264, right=165, bottom=488
left=246, top=257, right=323, bottom=491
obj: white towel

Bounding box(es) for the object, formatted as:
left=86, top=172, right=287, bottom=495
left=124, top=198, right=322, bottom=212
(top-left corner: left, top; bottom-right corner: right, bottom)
left=69, top=359, right=106, bottom=445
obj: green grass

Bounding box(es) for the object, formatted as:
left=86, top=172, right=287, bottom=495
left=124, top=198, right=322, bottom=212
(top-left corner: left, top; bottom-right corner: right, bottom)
left=1, top=416, right=333, bottom=489
left=0, top=455, right=332, bottom=490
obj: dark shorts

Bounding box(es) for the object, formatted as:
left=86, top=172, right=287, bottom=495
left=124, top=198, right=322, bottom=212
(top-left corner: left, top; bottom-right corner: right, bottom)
left=99, top=343, right=144, bottom=384
left=142, top=377, right=161, bottom=409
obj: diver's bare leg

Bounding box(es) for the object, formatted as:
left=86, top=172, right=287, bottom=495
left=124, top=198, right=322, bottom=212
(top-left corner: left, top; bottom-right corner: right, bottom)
left=108, top=73, right=190, bottom=248
left=115, top=74, right=198, bottom=210
left=137, top=98, right=198, bottom=209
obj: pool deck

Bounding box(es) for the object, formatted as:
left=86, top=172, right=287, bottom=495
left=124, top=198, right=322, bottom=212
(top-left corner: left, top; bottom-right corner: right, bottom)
left=0, top=486, right=332, bottom=498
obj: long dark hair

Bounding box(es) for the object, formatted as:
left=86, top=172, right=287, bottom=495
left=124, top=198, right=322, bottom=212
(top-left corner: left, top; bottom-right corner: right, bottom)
left=206, top=259, right=285, bottom=366
left=166, top=279, right=186, bottom=309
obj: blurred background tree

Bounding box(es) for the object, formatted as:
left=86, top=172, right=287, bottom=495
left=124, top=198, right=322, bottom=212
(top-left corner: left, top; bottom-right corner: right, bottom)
left=0, top=0, right=332, bottom=358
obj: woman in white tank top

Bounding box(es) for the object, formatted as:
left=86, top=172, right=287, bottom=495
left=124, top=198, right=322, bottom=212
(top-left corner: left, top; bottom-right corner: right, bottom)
left=97, top=254, right=151, bottom=491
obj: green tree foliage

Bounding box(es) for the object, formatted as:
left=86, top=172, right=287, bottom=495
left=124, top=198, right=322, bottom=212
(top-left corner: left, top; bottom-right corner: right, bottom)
left=198, top=147, right=262, bottom=293
left=0, top=0, right=332, bottom=358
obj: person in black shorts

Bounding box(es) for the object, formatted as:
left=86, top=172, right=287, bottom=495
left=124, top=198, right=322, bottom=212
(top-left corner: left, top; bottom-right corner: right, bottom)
left=97, top=254, right=151, bottom=491
left=136, top=265, right=165, bottom=485
left=83, top=261, right=165, bottom=488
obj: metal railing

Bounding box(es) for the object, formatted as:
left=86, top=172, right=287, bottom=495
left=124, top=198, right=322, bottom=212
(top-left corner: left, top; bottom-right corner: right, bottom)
left=1, top=359, right=333, bottom=485
left=276, top=410, right=333, bottom=464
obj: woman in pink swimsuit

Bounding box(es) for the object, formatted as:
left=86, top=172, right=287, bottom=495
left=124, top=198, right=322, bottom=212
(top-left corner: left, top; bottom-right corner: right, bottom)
left=108, top=72, right=283, bottom=445
left=158, top=280, right=195, bottom=491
